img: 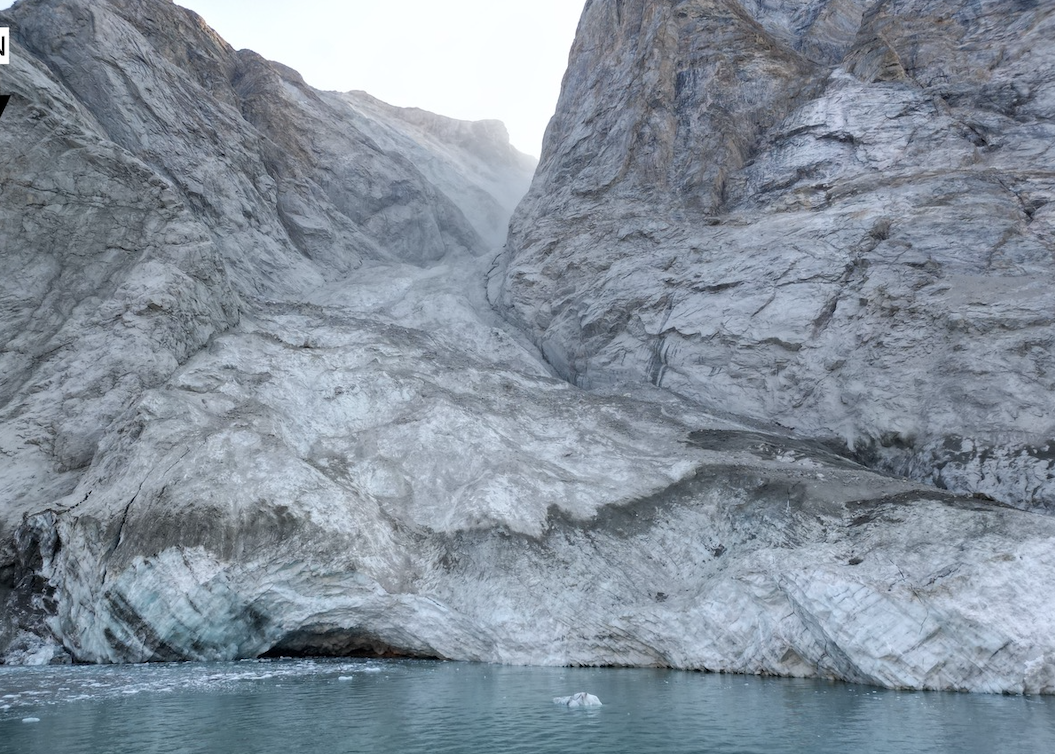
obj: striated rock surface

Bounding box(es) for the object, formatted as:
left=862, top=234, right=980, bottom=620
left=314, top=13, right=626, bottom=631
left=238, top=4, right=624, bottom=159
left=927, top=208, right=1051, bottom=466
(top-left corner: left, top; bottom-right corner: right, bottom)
left=0, top=0, right=535, bottom=656
left=1, top=0, right=1054, bottom=696
left=339, top=91, right=538, bottom=249
left=0, top=0, right=534, bottom=540
left=500, top=0, right=1055, bottom=512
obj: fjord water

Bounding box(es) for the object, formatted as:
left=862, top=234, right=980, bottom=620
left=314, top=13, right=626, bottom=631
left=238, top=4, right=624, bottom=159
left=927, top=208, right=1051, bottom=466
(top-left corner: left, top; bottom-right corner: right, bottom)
left=1, top=660, right=1053, bottom=754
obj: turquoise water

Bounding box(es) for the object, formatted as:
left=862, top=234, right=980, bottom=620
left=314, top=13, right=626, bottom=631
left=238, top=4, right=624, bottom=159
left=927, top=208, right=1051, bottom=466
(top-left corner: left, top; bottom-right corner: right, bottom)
left=1, top=659, right=1053, bottom=753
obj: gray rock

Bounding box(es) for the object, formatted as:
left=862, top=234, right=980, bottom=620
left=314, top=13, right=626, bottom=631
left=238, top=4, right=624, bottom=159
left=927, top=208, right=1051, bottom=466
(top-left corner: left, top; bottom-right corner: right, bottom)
left=14, top=280, right=1055, bottom=693
left=500, top=0, right=1055, bottom=512
left=0, top=0, right=535, bottom=541
left=2, top=0, right=1055, bottom=696
left=0, top=0, right=533, bottom=642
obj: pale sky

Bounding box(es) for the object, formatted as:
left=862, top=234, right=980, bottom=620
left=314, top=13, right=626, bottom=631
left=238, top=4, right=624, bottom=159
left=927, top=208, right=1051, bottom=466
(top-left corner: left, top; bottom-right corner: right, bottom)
left=1, top=0, right=586, bottom=156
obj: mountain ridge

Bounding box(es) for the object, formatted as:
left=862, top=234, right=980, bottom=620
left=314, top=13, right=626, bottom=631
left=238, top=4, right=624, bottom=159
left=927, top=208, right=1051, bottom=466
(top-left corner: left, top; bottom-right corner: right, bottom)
left=1, top=0, right=1054, bottom=695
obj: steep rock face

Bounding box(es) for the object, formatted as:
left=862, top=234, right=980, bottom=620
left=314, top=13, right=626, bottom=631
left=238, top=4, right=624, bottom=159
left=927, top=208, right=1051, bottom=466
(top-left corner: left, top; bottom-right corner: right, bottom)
left=11, top=0, right=527, bottom=280
left=2, top=0, right=1055, bottom=696
left=339, top=92, right=538, bottom=248
left=0, top=12, right=241, bottom=548
left=500, top=0, right=1055, bottom=511
left=0, top=0, right=533, bottom=642
left=17, top=272, right=1055, bottom=694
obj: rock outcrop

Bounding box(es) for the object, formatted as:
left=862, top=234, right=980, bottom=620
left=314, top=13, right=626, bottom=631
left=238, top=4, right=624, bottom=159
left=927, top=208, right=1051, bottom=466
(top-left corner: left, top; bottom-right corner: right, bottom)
left=2, top=0, right=1055, bottom=696
left=500, top=0, right=1055, bottom=512
left=0, top=0, right=535, bottom=539
left=0, top=0, right=535, bottom=656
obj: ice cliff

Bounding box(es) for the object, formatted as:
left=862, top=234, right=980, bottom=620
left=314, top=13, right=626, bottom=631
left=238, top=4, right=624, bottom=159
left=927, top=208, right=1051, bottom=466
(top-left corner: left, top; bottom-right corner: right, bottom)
left=2, top=0, right=1055, bottom=695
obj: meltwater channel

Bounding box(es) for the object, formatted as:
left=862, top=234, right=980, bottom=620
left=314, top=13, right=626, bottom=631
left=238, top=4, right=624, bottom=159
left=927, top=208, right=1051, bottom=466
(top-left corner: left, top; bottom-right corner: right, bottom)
left=2, top=659, right=1054, bottom=753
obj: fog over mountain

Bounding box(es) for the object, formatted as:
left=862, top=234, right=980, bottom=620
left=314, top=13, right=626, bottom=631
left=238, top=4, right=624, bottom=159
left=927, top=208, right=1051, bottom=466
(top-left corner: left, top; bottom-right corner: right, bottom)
left=1, top=0, right=1054, bottom=695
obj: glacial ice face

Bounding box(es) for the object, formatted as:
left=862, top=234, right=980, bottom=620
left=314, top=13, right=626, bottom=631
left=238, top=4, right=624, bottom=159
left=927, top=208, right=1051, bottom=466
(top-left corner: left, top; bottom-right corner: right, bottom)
left=2, top=0, right=1055, bottom=697
left=500, top=0, right=1055, bottom=512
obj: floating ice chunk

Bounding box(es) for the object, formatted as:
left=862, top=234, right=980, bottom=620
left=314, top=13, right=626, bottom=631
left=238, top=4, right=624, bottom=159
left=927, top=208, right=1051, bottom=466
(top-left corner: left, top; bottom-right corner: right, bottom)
left=22, top=718, right=41, bottom=724
left=553, top=692, right=602, bottom=707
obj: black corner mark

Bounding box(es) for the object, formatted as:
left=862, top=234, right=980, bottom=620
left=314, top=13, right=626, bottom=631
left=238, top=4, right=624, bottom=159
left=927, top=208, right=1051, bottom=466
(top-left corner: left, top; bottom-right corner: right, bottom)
left=0, top=95, right=9, bottom=120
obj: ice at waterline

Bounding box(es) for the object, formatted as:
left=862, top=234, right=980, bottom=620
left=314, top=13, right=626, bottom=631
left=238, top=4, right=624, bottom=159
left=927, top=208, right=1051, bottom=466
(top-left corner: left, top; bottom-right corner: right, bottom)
left=553, top=692, right=603, bottom=707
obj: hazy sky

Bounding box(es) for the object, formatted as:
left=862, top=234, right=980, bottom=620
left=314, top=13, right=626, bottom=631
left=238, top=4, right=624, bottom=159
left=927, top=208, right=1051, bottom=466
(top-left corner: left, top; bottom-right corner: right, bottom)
left=1, top=0, right=586, bottom=155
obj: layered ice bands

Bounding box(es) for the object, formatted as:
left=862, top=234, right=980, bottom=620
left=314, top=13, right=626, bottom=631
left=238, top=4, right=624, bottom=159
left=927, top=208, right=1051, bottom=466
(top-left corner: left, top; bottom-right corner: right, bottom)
left=0, top=0, right=1054, bottom=696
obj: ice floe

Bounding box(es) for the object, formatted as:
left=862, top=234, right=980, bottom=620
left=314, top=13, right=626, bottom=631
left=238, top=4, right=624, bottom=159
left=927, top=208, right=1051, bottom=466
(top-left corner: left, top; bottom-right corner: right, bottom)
left=553, top=692, right=602, bottom=707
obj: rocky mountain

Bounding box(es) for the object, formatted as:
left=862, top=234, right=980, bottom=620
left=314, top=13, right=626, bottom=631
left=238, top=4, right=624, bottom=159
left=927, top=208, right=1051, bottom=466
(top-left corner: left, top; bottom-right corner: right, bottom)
left=1, top=0, right=1054, bottom=695
left=0, top=0, right=536, bottom=657
left=0, top=0, right=534, bottom=533
left=500, top=0, right=1055, bottom=512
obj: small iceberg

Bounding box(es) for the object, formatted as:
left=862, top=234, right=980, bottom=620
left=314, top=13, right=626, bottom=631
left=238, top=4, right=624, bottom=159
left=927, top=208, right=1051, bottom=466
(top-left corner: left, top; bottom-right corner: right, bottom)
left=553, top=692, right=602, bottom=707
left=22, top=718, right=41, bottom=724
